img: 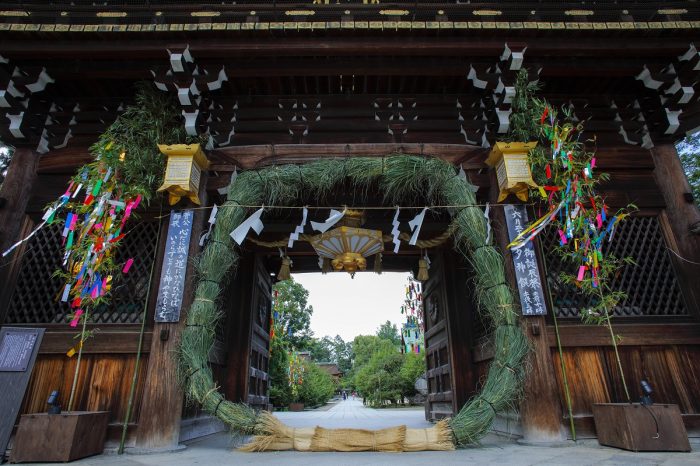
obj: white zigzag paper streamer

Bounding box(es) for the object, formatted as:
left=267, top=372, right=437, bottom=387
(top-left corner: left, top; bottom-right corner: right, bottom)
left=458, top=165, right=479, bottom=193
left=483, top=202, right=492, bottom=244
left=408, top=208, right=428, bottom=246
left=310, top=209, right=345, bottom=233
left=287, top=207, right=308, bottom=249
left=230, top=207, right=264, bottom=245
left=391, top=207, right=401, bottom=253
left=199, top=204, right=219, bottom=246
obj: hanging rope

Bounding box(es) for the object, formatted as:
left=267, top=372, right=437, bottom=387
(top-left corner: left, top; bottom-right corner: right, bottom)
left=246, top=223, right=457, bottom=249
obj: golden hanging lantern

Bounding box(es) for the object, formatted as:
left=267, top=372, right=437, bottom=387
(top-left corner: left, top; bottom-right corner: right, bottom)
left=308, top=210, right=384, bottom=277
left=157, top=144, right=209, bottom=205
left=485, top=142, right=538, bottom=202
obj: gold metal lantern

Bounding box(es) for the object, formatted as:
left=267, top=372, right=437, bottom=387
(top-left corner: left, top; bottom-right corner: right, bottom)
left=485, top=141, right=538, bottom=202
left=157, top=144, right=209, bottom=205
left=308, top=210, right=384, bottom=277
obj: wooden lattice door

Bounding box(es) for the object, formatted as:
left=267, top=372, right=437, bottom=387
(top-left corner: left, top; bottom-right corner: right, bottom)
left=423, top=252, right=454, bottom=421
left=247, top=257, right=272, bottom=410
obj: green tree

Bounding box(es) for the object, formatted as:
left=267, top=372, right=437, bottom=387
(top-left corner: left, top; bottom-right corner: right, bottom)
left=376, top=320, right=401, bottom=347
left=298, top=360, right=336, bottom=407
left=268, top=334, right=293, bottom=407
left=676, top=133, right=700, bottom=204
left=355, top=349, right=404, bottom=407
left=352, top=335, right=395, bottom=369
left=273, top=278, right=314, bottom=349
left=308, top=336, right=334, bottom=362
left=399, top=352, right=426, bottom=401
left=332, top=335, right=353, bottom=374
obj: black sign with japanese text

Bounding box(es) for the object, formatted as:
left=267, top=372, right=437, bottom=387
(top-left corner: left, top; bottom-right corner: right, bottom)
left=155, top=210, right=193, bottom=323
left=0, top=327, right=44, bottom=459
left=0, top=329, right=39, bottom=372
left=504, top=204, right=547, bottom=316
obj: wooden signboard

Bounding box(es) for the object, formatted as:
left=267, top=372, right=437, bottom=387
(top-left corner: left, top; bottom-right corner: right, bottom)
left=503, top=204, right=547, bottom=315
left=0, top=327, right=44, bottom=460
left=154, top=209, right=194, bottom=323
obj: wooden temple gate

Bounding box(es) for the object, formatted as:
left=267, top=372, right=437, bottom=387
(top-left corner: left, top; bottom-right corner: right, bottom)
left=1, top=1, right=699, bottom=451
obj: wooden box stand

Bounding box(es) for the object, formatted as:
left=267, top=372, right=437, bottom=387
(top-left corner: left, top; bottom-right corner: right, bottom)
left=289, top=402, right=305, bottom=412
left=10, top=411, right=109, bottom=463
left=592, top=403, right=690, bottom=452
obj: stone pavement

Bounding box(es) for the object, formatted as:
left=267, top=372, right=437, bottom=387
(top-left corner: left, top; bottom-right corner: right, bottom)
left=21, top=399, right=700, bottom=466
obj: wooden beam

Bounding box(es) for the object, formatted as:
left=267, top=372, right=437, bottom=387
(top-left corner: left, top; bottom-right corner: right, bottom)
left=546, top=323, right=700, bottom=347
left=31, top=329, right=153, bottom=354
left=0, top=38, right=691, bottom=60
left=213, top=143, right=488, bottom=169
left=37, top=147, right=92, bottom=174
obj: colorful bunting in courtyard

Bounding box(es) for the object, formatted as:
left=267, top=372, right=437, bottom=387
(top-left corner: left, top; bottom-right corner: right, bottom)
left=400, top=275, right=424, bottom=354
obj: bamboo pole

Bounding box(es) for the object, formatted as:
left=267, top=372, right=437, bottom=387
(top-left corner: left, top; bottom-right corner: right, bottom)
left=67, top=309, right=89, bottom=411
left=599, top=288, right=631, bottom=402
left=538, top=240, right=576, bottom=441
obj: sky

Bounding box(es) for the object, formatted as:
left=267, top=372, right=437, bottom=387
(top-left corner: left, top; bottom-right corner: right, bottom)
left=293, top=271, right=411, bottom=342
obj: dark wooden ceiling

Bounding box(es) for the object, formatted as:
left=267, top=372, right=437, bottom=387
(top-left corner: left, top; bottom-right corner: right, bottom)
left=1, top=5, right=699, bottom=158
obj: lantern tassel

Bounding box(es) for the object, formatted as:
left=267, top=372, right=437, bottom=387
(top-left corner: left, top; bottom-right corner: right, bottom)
left=277, top=256, right=292, bottom=281
left=417, top=258, right=429, bottom=281
left=373, top=253, right=383, bottom=275
left=321, top=257, right=332, bottom=275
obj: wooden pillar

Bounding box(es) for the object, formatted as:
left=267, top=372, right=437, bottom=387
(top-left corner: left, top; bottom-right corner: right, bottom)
left=134, top=185, right=208, bottom=451
left=0, top=147, right=38, bottom=252
left=650, top=144, right=700, bottom=314
left=0, top=147, right=39, bottom=325
left=487, top=169, right=564, bottom=443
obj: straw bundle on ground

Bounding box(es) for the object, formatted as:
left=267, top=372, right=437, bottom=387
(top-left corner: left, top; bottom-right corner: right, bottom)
left=239, top=412, right=314, bottom=452
left=311, top=426, right=406, bottom=452
left=178, top=155, right=531, bottom=448
left=403, top=420, right=455, bottom=451
left=241, top=418, right=453, bottom=452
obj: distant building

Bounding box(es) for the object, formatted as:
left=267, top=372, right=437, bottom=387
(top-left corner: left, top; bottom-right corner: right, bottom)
left=318, top=363, right=343, bottom=383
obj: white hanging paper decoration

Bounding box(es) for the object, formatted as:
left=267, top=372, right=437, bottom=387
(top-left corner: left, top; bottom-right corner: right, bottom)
left=510, top=201, right=565, bottom=250
left=391, top=207, right=401, bottom=253
left=218, top=166, right=237, bottom=196
left=483, top=202, right=492, bottom=244
left=408, top=208, right=428, bottom=246
left=2, top=203, right=61, bottom=257
left=287, top=207, right=308, bottom=249
left=310, top=208, right=345, bottom=233
left=199, top=204, right=219, bottom=246
left=458, top=165, right=467, bottom=183
left=230, top=207, right=265, bottom=245
left=458, top=165, right=479, bottom=193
